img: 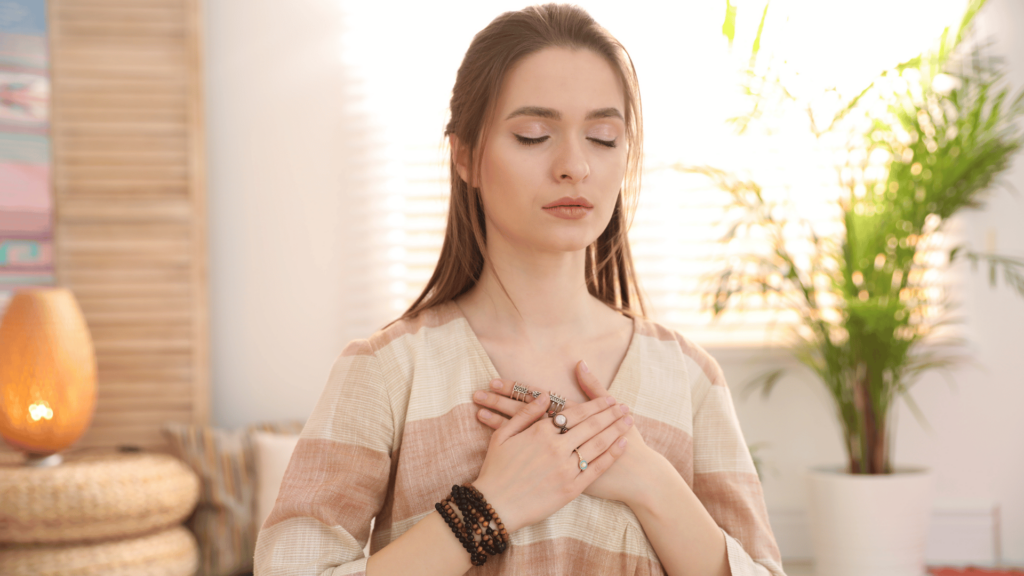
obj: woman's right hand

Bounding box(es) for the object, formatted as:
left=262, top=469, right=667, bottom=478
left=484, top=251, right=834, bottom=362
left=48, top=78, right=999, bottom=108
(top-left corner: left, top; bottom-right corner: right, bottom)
left=471, top=391, right=631, bottom=533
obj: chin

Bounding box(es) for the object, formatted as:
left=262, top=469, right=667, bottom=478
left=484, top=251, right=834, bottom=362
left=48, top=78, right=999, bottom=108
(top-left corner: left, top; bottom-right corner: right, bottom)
left=539, top=231, right=602, bottom=253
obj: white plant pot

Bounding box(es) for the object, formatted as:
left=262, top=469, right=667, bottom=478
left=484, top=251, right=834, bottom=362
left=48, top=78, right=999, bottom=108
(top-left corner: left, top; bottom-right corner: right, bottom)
left=807, top=466, right=933, bottom=576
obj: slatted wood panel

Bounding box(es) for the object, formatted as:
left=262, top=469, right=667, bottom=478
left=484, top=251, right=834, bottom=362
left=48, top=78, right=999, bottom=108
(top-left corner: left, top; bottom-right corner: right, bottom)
left=44, top=0, right=207, bottom=451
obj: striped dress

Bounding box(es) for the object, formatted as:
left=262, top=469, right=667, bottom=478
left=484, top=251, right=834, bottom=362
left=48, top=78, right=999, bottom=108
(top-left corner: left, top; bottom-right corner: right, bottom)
left=254, top=301, right=785, bottom=575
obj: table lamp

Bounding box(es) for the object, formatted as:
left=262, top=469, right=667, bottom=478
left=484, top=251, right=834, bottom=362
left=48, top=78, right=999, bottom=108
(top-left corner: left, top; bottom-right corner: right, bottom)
left=0, top=288, right=97, bottom=466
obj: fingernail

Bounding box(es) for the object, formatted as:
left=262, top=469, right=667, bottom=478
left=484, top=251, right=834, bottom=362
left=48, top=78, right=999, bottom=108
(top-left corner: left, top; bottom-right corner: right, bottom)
left=475, top=390, right=487, bottom=401
left=617, top=437, right=627, bottom=448
left=480, top=409, right=491, bottom=420
left=620, top=404, right=629, bottom=414
left=624, top=416, right=634, bottom=426
left=580, top=360, right=590, bottom=373
left=606, top=396, right=616, bottom=406
left=491, top=380, right=502, bottom=390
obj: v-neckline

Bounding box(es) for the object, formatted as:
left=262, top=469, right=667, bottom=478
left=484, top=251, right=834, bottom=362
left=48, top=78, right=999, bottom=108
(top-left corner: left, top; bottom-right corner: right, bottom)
left=444, top=300, right=640, bottom=398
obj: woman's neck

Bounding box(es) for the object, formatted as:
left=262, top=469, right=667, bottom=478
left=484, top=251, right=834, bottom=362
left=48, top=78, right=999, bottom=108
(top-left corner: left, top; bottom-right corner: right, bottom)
left=456, top=240, right=605, bottom=344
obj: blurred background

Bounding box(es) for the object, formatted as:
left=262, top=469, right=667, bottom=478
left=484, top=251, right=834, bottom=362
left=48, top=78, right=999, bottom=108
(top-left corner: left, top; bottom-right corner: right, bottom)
left=202, top=0, right=1024, bottom=565
left=1, top=0, right=1021, bottom=570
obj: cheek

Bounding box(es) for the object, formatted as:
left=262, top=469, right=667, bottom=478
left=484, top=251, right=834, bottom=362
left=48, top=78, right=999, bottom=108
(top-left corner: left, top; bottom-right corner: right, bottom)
left=606, top=146, right=629, bottom=179
left=478, top=143, right=540, bottom=208
left=593, top=150, right=628, bottom=196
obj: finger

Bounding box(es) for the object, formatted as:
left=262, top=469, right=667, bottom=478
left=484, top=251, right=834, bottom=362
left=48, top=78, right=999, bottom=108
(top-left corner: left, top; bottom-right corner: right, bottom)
left=476, top=407, right=508, bottom=431
left=487, top=378, right=539, bottom=403
left=551, top=394, right=617, bottom=431
left=474, top=389, right=528, bottom=419
left=493, top=388, right=549, bottom=445
left=575, top=360, right=610, bottom=400
left=572, top=436, right=628, bottom=491
left=577, top=413, right=633, bottom=466
left=562, top=401, right=628, bottom=445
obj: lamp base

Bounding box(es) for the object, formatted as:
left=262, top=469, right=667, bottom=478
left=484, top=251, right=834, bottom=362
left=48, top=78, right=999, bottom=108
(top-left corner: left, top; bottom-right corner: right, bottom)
left=25, top=453, right=63, bottom=467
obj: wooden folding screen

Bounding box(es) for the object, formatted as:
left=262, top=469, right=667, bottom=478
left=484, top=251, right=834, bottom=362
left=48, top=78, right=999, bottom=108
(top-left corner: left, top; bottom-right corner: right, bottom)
left=46, top=0, right=208, bottom=451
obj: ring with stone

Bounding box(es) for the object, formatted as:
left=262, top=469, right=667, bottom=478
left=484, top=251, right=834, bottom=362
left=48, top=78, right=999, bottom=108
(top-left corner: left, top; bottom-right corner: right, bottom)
left=574, top=448, right=588, bottom=471
left=546, top=393, right=566, bottom=417
left=552, top=413, right=570, bottom=434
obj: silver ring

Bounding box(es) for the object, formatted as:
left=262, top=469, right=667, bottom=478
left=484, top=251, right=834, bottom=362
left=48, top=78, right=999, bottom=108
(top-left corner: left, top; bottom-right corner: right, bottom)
left=531, top=390, right=542, bottom=398
left=552, top=413, right=569, bottom=434
left=574, top=448, right=588, bottom=471
left=512, top=382, right=530, bottom=402
left=546, top=393, right=565, bottom=417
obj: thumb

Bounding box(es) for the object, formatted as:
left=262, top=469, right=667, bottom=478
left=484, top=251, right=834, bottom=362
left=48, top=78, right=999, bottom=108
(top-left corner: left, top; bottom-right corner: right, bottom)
left=575, top=360, right=609, bottom=400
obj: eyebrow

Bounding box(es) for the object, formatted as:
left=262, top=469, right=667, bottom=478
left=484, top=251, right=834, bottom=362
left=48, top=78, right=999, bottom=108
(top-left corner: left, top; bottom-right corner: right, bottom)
left=504, top=106, right=624, bottom=121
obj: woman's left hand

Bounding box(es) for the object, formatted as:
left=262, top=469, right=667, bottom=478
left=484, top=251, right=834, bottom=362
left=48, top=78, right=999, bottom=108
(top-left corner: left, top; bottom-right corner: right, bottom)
left=472, top=362, right=659, bottom=507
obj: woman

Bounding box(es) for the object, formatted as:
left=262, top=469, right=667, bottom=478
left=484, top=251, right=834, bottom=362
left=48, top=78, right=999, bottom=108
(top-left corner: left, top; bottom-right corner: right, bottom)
left=255, top=4, right=785, bottom=575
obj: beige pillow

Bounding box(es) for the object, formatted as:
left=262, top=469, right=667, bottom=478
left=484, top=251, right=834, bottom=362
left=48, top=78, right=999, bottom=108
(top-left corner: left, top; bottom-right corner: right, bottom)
left=252, top=431, right=300, bottom=532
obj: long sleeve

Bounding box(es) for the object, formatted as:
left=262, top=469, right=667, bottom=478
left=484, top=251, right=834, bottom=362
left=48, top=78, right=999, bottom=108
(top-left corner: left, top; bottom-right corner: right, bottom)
left=689, top=350, right=786, bottom=576
left=254, top=339, right=394, bottom=576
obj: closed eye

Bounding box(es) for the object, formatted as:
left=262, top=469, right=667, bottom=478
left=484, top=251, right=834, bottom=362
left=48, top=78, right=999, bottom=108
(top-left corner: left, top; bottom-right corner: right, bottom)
left=515, top=134, right=617, bottom=148
left=515, top=134, right=549, bottom=145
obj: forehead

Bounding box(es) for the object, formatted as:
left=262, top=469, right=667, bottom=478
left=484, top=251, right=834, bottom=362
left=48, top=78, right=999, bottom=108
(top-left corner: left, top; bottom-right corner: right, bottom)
left=495, top=47, right=625, bottom=118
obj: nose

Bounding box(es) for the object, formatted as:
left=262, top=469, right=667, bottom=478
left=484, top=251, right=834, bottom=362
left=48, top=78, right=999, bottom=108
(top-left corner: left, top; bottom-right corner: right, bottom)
left=553, top=137, right=590, bottom=183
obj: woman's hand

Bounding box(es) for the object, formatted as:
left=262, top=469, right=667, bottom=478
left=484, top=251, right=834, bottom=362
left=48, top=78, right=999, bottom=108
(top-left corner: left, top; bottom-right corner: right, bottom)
left=470, top=388, right=631, bottom=535
left=473, top=363, right=660, bottom=507
left=571, top=361, right=662, bottom=505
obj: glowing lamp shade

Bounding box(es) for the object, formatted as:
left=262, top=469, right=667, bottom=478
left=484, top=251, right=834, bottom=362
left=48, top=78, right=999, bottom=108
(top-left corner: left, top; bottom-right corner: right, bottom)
left=0, top=288, right=97, bottom=456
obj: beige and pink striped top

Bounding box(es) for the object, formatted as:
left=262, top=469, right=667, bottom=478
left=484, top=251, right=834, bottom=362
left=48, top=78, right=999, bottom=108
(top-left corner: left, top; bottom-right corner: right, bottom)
left=254, top=301, right=785, bottom=575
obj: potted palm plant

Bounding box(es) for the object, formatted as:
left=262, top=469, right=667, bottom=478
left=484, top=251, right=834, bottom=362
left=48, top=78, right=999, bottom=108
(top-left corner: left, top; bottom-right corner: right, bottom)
left=695, top=1, right=1024, bottom=574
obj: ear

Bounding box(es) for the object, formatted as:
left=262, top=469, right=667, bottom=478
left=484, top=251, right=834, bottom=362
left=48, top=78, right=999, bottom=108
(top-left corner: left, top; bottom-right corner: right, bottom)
left=449, top=134, right=474, bottom=187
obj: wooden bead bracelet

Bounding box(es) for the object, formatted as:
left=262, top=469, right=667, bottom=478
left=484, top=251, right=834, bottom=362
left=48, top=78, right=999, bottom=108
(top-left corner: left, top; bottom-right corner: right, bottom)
left=434, top=483, right=509, bottom=566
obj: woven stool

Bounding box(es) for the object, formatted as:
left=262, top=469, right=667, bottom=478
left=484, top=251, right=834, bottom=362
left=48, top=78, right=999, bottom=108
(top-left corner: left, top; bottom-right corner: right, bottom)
left=0, top=451, right=200, bottom=544
left=0, top=525, right=199, bottom=576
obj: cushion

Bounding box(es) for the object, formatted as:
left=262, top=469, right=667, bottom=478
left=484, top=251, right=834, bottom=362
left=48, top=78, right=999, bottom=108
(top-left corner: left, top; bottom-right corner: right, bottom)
left=0, top=525, right=199, bottom=576
left=0, top=451, right=199, bottom=544
left=252, top=431, right=300, bottom=532
left=163, top=421, right=304, bottom=576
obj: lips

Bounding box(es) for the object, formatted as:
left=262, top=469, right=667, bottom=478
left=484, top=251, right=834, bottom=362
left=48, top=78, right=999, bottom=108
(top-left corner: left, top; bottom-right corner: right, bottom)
left=542, top=196, right=594, bottom=209
left=542, top=196, right=593, bottom=221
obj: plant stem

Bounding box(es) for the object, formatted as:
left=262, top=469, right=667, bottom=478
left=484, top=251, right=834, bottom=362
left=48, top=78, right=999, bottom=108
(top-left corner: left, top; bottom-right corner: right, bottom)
left=852, top=363, right=886, bottom=474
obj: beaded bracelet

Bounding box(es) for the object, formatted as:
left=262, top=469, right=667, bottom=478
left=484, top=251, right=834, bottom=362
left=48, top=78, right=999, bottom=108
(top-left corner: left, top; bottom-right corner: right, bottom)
left=435, top=483, right=509, bottom=566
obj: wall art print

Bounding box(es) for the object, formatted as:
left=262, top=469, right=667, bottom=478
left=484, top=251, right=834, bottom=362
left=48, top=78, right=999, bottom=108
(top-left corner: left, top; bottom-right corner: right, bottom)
left=0, top=0, right=52, bottom=317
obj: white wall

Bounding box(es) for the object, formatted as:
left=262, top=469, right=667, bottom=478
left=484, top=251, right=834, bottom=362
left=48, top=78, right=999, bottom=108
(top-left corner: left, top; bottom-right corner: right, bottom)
left=205, top=0, right=1024, bottom=564
left=206, top=0, right=392, bottom=429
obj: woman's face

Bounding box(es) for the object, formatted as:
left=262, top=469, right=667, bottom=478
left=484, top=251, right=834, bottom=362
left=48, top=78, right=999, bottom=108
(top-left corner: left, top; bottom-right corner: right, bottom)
left=466, top=47, right=629, bottom=256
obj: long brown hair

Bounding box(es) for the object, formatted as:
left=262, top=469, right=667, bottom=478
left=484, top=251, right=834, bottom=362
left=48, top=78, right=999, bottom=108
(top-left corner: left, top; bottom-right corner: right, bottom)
left=402, top=3, right=645, bottom=320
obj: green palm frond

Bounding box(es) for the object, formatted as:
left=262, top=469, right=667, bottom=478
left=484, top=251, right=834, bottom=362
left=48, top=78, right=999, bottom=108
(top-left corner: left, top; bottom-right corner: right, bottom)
left=695, top=0, right=1024, bottom=474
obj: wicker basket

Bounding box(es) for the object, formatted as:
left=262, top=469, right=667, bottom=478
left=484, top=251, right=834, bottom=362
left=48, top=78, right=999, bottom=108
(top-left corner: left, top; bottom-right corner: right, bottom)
left=0, top=525, right=199, bottom=576
left=0, top=451, right=200, bottom=544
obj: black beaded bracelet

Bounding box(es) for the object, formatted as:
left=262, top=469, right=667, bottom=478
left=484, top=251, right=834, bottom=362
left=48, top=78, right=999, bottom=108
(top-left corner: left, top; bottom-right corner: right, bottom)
left=454, top=484, right=508, bottom=555
left=435, top=483, right=509, bottom=566
left=435, top=498, right=474, bottom=555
